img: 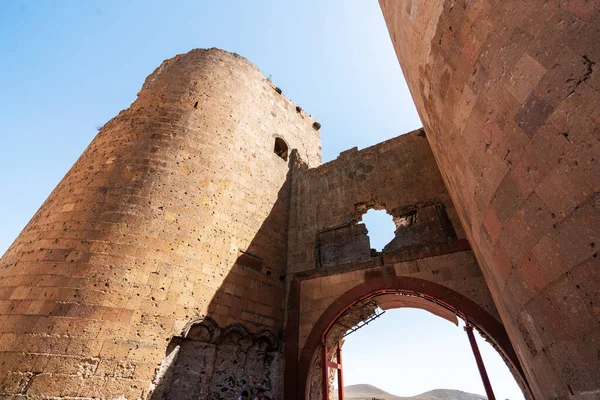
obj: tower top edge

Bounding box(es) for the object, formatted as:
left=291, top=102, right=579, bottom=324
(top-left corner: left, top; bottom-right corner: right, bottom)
left=150, top=47, right=320, bottom=125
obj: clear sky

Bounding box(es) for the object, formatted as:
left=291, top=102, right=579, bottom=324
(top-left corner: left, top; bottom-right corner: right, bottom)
left=0, top=1, right=523, bottom=399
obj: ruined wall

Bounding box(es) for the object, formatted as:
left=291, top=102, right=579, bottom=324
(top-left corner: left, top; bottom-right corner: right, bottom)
left=299, top=253, right=502, bottom=400
left=284, top=129, right=522, bottom=398
left=287, top=129, right=465, bottom=274
left=0, top=48, right=320, bottom=399
left=287, top=129, right=483, bottom=350
left=379, top=1, right=600, bottom=398
left=150, top=318, right=282, bottom=400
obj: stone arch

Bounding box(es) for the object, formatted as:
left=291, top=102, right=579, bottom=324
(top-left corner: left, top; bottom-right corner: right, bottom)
left=297, top=275, right=532, bottom=399
left=182, top=316, right=220, bottom=343
left=273, top=135, right=289, bottom=161
left=218, top=323, right=251, bottom=346
left=254, top=328, right=279, bottom=352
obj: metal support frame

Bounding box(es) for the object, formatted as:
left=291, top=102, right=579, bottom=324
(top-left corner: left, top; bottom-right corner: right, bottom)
left=321, top=337, right=328, bottom=400
left=321, top=339, right=345, bottom=400
left=464, top=322, right=496, bottom=400
left=319, top=289, right=499, bottom=400
left=319, top=290, right=454, bottom=400
left=336, top=342, right=344, bottom=400
left=343, top=306, right=385, bottom=338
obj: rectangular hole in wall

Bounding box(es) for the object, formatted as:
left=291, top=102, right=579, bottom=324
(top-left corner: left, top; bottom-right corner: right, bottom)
left=237, top=250, right=265, bottom=274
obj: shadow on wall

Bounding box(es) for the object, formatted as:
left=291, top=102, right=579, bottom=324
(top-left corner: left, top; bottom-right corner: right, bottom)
left=149, top=322, right=279, bottom=400
left=148, top=159, right=295, bottom=400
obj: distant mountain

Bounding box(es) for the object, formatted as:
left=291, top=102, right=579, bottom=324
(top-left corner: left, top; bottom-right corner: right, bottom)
left=337, top=384, right=400, bottom=399
left=411, top=389, right=486, bottom=400
left=335, top=384, right=486, bottom=400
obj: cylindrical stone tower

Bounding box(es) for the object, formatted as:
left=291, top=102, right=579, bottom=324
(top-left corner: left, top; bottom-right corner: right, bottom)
left=0, top=48, right=321, bottom=399
left=380, top=1, right=599, bottom=398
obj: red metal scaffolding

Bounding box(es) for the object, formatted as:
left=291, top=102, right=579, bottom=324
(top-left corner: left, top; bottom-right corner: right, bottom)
left=321, top=339, right=345, bottom=400
left=319, top=289, right=497, bottom=400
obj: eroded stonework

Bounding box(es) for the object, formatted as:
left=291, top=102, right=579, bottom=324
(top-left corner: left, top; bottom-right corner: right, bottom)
left=0, top=1, right=599, bottom=398
left=150, top=319, right=281, bottom=400
left=0, top=48, right=320, bottom=400
left=380, top=1, right=600, bottom=398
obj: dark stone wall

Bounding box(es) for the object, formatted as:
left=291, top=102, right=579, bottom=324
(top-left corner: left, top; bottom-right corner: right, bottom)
left=316, top=223, right=372, bottom=268
left=379, top=1, right=600, bottom=398
left=288, top=129, right=465, bottom=275
left=150, top=319, right=280, bottom=400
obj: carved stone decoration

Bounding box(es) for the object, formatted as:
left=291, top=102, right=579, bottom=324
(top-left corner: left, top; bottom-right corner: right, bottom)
left=307, top=347, right=323, bottom=400
left=151, top=319, right=281, bottom=400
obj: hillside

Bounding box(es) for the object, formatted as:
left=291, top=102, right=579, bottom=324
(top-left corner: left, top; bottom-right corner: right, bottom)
left=335, top=384, right=486, bottom=400
left=337, top=384, right=400, bottom=399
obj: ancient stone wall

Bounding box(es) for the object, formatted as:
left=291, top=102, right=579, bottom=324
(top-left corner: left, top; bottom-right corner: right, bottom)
left=297, top=250, right=496, bottom=356
left=2, top=3, right=597, bottom=395
left=149, top=318, right=282, bottom=400
left=284, top=129, right=524, bottom=398
left=0, top=48, right=320, bottom=399
left=287, top=129, right=465, bottom=275
left=379, top=1, right=600, bottom=398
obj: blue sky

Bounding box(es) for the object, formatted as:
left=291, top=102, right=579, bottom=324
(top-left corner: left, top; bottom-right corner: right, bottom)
left=0, top=1, right=523, bottom=399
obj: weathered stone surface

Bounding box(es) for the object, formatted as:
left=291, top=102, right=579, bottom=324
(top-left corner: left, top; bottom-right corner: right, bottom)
left=2, top=2, right=599, bottom=396
left=0, top=48, right=320, bottom=399
left=379, top=1, right=600, bottom=398
left=150, top=319, right=281, bottom=400
left=316, top=223, right=372, bottom=268
left=288, top=129, right=465, bottom=276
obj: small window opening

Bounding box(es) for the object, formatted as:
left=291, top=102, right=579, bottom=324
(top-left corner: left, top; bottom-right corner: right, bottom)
left=193, top=101, right=198, bottom=109
left=274, top=137, right=288, bottom=161
left=237, top=250, right=263, bottom=272
left=362, top=208, right=396, bottom=251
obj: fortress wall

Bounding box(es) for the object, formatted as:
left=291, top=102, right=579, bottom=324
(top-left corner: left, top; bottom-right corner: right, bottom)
left=380, top=1, right=600, bottom=398
left=0, top=48, right=320, bottom=399
left=288, top=129, right=464, bottom=274
left=285, top=129, right=518, bottom=397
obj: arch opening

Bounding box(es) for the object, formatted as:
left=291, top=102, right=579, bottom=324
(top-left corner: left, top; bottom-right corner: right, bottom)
left=315, top=291, right=525, bottom=400
left=274, top=137, right=288, bottom=160
left=334, top=307, right=526, bottom=400
left=297, top=277, right=532, bottom=400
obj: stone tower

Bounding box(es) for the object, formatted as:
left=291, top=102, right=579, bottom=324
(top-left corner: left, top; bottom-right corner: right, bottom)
left=0, top=49, right=320, bottom=399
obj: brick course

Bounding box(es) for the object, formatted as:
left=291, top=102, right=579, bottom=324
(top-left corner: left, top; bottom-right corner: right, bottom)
left=380, top=1, right=600, bottom=398
left=0, top=48, right=320, bottom=399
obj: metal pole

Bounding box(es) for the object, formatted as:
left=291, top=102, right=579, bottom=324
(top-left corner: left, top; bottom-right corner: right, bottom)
left=464, top=323, right=496, bottom=400
left=321, top=337, right=329, bottom=400
left=337, top=342, right=344, bottom=400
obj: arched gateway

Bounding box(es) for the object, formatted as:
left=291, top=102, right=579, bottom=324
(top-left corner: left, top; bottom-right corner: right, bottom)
left=294, top=276, right=530, bottom=399
left=283, top=128, right=532, bottom=399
